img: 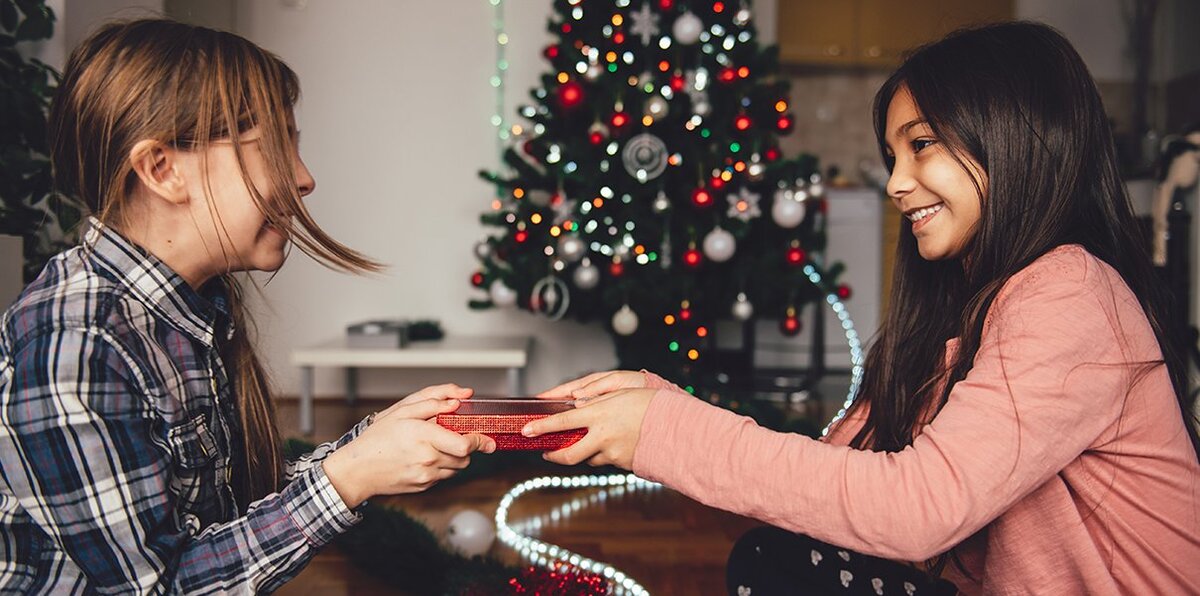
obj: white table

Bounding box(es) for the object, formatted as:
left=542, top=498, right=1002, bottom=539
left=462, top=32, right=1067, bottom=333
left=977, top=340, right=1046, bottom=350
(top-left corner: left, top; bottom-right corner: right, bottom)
left=289, top=336, right=532, bottom=435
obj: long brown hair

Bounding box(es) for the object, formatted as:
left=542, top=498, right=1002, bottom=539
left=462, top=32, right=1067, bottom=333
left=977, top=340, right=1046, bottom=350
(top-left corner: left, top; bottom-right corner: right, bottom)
left=48, top=19, right=382, bottom=507
left=855, top=21, right=1198, bottom=571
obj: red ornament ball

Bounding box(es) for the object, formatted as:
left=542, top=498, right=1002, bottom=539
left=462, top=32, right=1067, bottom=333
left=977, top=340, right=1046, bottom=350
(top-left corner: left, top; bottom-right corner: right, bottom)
left=692, top=188, right=713, bottom=207
left=718, top=67, right=737, bottom=83
left=613, top=31, right=625, bottom=44
left=780, top=315, right=802, bottom=336
left=683, top=248, right=702, bottom=268
left=610, top=261, right=625, bottom=277
left=734, top=115, right=752, bottom=131
left=558, top=81, right=584, bottom=109
left=670, top=73, right=686, bottom=91
left=514, top=230, right=529, bottom=243
left=777, top=116, right=793, bottom=131
left=786, top=247, right=806, bottom=265
left=544, top=45, right=560, bottom=59
left=680, top=307, right=693, bottom=321
left=659, top=0, right=674, bottom=9
left=765, top=147, right=781, bottom=161
left=471, top=272, right=485, bottom=287
left=836, top=284, right=853, bottom=300
left=610, top=111, right=630, bottom=128
left=589, top=131, right=604, bottom=145
left=710, top=176, right=725, bottom=189
left=713, top=1, right=726, bottom=12
left=561, top=23, right=572, bottom=33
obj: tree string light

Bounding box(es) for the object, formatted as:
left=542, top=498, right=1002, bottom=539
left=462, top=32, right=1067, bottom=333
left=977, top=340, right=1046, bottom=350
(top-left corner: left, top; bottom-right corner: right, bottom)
left=490, top=0, right=508, bottom=153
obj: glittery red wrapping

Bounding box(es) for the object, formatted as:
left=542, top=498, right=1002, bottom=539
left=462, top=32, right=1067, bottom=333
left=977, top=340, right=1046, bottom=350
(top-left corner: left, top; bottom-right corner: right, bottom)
left=437, top=413, right=584, bottom=450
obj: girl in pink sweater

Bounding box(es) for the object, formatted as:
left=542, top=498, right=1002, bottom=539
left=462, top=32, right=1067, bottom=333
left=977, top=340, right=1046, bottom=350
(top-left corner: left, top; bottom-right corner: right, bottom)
left=525, top=22, right=1200, bottom=595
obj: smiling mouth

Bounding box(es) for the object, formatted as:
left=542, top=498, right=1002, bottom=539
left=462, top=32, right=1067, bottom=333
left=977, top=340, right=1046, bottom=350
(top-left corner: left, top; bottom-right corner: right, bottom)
left=905, top=203, right=943, bottom=222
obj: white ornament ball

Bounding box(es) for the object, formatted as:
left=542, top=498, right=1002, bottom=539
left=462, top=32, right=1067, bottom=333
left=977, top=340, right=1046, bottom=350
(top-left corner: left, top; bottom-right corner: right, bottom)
left=652, top=191, right=672, bottom=213
left=732, top=292, right=754, bottom=321
left=702, top=227, right=736, bottom=262
left=585, top=63, right=604, bottom=81
left=612, top=305, right=639, bottom=336
left=672, top=12, right=704, bottom=44
left=646, top=95, right=669, bottom=118
left=692, top=98, right=711, bottom=117
left=771, top=194, right=807, bottom=228
left=446, top=509, right=495, bottom=557
left=488, top=280, right=518, bottom=307
left=558, top=235, right=586, bottom=262
left=573, top=260, right=600, bottom=290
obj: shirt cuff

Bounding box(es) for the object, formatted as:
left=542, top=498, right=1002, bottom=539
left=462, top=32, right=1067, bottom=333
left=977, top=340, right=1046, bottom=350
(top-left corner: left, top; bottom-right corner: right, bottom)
left=282, top=463, right=363, bottom=548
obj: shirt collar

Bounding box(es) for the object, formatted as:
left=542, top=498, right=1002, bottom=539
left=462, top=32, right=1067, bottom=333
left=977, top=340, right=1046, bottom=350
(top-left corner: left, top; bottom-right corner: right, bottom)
left=83, top=217, right=233, bottom=347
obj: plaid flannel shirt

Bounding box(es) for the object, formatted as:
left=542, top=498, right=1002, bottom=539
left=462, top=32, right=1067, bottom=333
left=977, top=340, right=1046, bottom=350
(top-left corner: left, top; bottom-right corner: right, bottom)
left=0, top=218, right=367, bottom=594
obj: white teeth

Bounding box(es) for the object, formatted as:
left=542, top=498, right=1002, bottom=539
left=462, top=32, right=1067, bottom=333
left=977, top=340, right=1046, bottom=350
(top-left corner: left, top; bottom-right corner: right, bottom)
left=908, top=204, right=943, bottom=222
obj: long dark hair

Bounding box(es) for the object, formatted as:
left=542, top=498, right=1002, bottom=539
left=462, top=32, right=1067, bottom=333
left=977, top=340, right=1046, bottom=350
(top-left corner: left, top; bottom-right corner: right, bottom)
left=853, top=17, right=1198, bottom=515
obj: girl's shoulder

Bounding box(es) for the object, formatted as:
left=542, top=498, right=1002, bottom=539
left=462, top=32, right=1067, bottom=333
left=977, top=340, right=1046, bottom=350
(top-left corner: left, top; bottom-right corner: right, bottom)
left=996, top=244, right=1120, bottom=307
left=1, top=246, right=129, bottom=355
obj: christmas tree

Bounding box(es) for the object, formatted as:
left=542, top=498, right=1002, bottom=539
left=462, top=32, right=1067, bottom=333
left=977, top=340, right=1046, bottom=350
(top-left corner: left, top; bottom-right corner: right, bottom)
left=473, top=0, right=847, bottom=390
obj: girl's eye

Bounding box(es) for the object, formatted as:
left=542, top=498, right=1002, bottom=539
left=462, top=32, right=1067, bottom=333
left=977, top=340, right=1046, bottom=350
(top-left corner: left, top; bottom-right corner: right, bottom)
left=912, top=138, right=937, bottom=153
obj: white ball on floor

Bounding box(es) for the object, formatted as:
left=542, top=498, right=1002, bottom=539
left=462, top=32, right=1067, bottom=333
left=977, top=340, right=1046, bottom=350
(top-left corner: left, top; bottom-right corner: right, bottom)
left=446, top=509, right=495, bottom=557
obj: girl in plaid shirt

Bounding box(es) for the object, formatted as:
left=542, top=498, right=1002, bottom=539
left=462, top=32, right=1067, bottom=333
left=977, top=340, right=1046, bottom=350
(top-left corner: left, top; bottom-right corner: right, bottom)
left=0, top=19, right=494, bottom=594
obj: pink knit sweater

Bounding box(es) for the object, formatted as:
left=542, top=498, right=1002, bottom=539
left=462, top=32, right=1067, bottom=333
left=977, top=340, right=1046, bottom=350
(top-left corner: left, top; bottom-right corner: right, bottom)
left=632, top=245, right=1200, bottom=594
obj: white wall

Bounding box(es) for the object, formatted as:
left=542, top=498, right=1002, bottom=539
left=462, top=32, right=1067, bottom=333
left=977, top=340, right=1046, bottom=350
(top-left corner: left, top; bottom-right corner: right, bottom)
left=236, top=1, right=616, bottom=398
left=1016, top=0, right=1133, bottom=82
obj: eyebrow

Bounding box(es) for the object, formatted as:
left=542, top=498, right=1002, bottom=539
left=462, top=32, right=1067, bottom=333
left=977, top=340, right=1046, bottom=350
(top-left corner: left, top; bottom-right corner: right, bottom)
left=893, top=118, right=927, bottom=137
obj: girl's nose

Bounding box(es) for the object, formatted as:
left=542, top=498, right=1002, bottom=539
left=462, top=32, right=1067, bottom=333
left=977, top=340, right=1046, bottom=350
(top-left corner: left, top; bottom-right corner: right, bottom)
left=295, top=155, right=316, bottom=197
left=885, top=160, right=915, bottom=205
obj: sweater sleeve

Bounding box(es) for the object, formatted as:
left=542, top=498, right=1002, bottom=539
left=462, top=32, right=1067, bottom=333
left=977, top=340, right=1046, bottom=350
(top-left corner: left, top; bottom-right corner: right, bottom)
left=631, top=252, right=1134, bottom=561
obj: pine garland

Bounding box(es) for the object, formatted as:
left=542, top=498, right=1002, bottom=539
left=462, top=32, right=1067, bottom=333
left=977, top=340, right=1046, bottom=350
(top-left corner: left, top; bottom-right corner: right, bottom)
left=284, top=440, right=606, bottom=595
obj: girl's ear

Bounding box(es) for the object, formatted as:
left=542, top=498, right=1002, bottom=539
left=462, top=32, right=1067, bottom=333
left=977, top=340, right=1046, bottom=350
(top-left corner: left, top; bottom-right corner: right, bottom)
left=129, top=139, right=189, bottom=205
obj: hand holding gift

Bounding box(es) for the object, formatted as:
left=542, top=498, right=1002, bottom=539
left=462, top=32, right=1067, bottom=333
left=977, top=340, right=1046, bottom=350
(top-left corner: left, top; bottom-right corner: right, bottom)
left=325, top=385, right=496, bottom=508
left=521, top=387, right=656, bottom=470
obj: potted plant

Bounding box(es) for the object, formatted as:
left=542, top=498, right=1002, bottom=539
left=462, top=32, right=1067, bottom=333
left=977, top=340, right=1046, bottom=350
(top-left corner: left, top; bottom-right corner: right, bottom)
left=1, top=0, right=79, bottom=289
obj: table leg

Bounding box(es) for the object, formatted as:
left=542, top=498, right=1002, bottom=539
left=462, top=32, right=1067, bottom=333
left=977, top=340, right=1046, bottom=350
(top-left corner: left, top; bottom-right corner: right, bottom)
left=507, top=366, right=526, bottom=396
left=300, top=366, right=315, bottom=436
left=346, top=367, right=358, bottom=407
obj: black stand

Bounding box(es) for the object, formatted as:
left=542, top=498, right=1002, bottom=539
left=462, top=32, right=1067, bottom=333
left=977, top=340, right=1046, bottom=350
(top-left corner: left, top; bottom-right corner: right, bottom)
left=1163, top=187, right=1199, bottom=398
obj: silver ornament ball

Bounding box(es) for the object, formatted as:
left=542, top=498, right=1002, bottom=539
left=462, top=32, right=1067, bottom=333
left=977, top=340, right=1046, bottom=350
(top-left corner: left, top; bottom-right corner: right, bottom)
left=732, top=293, right=755, bottom=321
left=652, top=191, right=672, bottom=213
left=646, top=95, right=669, bottom=118
left=612, top=305, right=639, bottom=336
left=488, top=280, right=518, bottom=307
left=558, top=235, right=586, bottom=262
left=573, top=260, right=600, bottom=290
left=672, top=12, right=703, bottom=44
left=771, top=193, right=807, bottom=228
left=702, top=227, right=737, bottom=262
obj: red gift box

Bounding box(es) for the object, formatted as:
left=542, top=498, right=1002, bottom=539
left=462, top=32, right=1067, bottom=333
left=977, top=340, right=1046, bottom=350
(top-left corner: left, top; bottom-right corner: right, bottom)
left=436, top=399, right=585, bottom=451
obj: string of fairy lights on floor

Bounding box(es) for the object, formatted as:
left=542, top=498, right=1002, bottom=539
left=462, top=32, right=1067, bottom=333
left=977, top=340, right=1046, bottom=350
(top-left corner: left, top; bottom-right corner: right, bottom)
left=495, top=474, right=658, bottom=595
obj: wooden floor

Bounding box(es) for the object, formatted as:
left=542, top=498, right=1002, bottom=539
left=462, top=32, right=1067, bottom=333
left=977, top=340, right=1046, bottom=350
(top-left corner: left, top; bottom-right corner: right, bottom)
left=273, top=397, right=763, bottom=595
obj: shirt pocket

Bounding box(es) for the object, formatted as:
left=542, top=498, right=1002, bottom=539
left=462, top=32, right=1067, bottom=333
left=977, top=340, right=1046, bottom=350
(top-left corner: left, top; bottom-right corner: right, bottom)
left=167, top=414, right=219, bottom=469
